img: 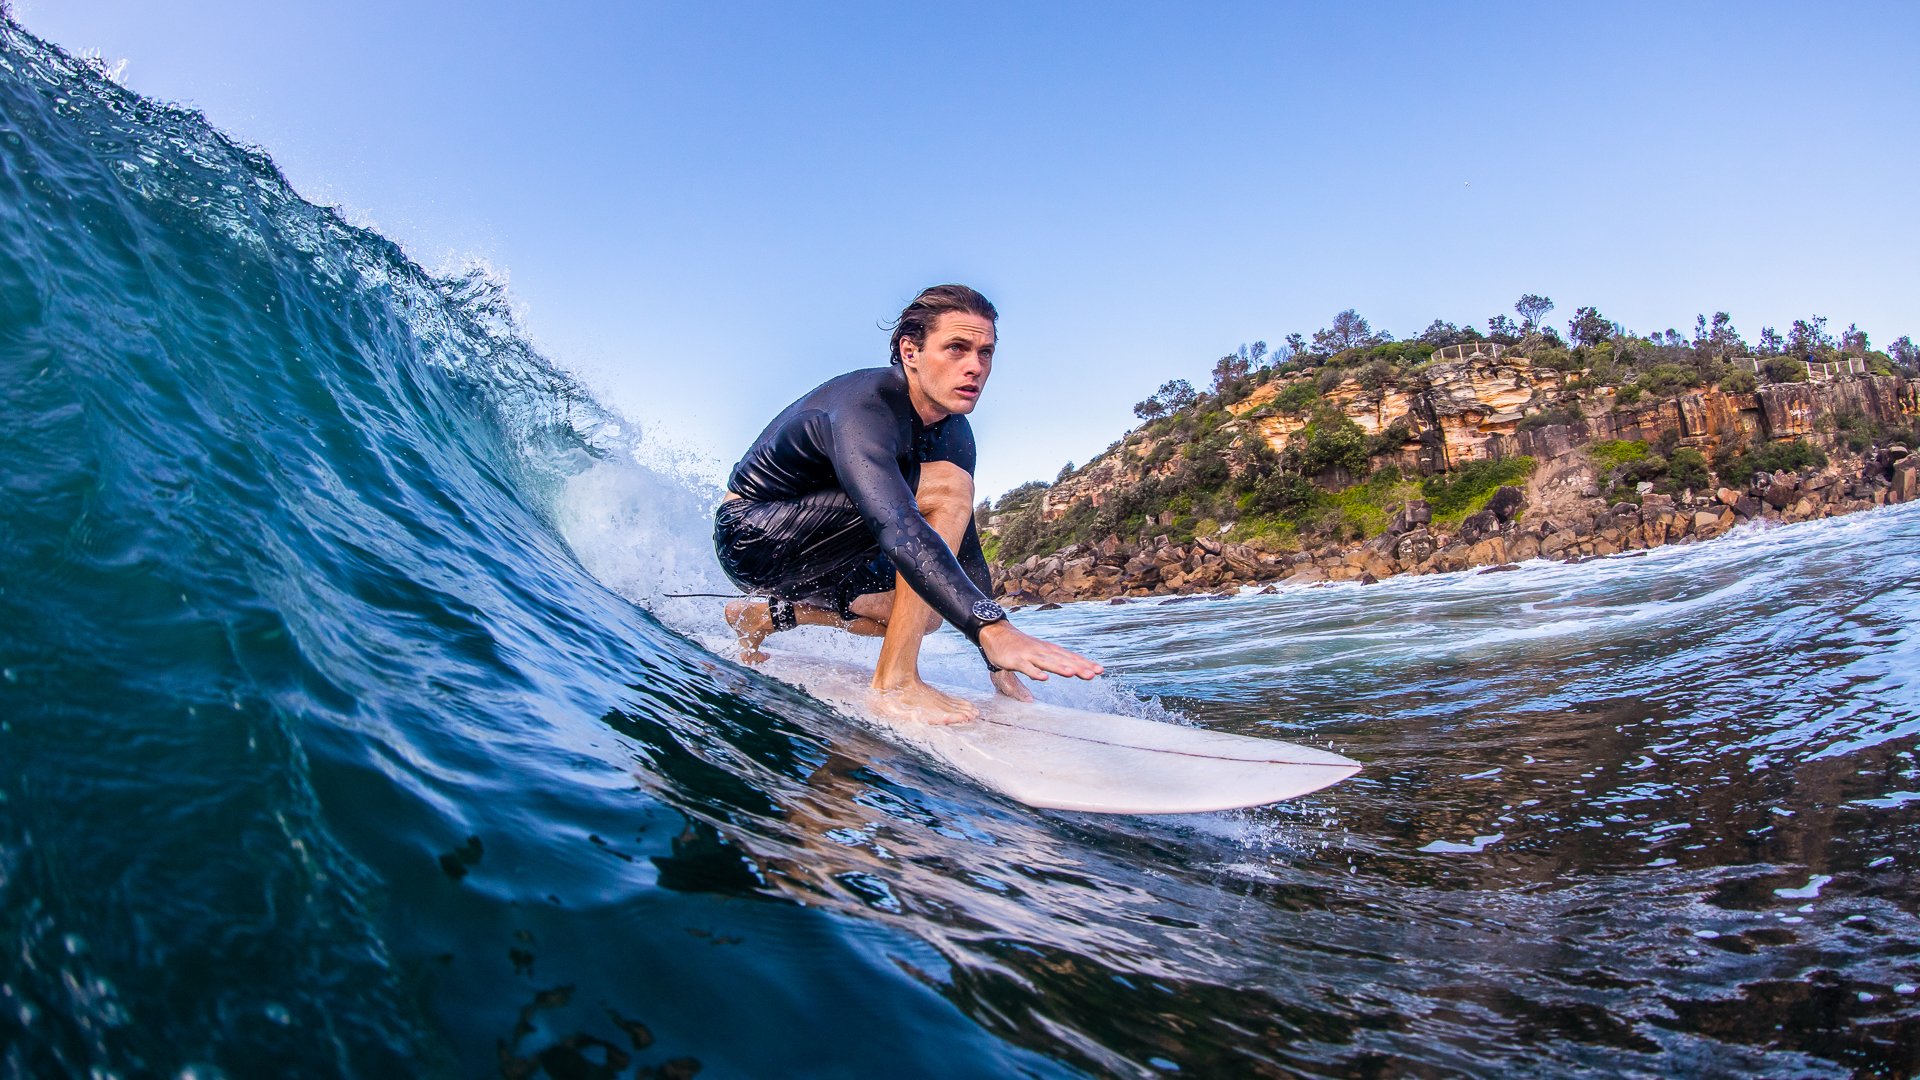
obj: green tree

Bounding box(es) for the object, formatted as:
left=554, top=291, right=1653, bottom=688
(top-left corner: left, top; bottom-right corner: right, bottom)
left=1312, top=309, right=1384, bottom=355
left=1132, top=378, right=1197, bottom=421
left=1692, top=311, right=1745, bottom=357
left=1889, top=335, right=1918, bottom=374
left=1158, top=379, right=1198, bottom=411
left=1568, top=306, right=1614, bottom=348
left=1211, top=350, right=1252, bottom=394
left=1787, top=316, right=1833, bottom=359
left=1840, top=323, right=1870, bottom=355
left=1516, top=293, right=1555, bottom=332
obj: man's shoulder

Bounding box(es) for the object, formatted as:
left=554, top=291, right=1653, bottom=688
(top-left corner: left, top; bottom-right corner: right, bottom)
left=793, top=365, right=911, bottom=420
left=814, top=365, right=907, bottom=399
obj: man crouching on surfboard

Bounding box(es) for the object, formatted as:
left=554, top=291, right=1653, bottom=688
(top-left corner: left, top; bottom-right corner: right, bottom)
left=713, top=284, right=1103, bottom=725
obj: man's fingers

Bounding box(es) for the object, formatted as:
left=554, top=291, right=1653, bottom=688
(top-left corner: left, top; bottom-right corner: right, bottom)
left=1025, top=646, right=1102, bottom=680
left=983, top=630, right=1104, bottom=682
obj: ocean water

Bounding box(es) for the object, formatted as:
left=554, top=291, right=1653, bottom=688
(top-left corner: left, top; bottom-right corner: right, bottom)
left=4, top=20, right=1919, bottom=1079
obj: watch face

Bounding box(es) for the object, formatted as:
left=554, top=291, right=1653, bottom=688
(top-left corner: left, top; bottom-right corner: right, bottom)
left=971, top=599, right=1007, bottom=623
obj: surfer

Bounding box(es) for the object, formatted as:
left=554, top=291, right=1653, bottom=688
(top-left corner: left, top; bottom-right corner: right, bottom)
left=714, top=284, right=1103, bottom=725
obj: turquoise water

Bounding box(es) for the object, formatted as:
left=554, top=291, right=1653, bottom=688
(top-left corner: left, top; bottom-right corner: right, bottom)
left=4, top=21, right=1919, bottom=1077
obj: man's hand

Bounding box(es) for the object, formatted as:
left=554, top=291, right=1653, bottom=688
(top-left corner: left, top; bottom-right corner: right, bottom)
left=978, top=621, right=1104, bottom=682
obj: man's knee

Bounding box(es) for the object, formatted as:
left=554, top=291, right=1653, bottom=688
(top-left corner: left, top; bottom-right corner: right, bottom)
left=915, top=460, right=974, bottom=516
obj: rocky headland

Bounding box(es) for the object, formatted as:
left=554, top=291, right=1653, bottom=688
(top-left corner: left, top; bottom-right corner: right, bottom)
left=988, top=345, right=1918, bottom=607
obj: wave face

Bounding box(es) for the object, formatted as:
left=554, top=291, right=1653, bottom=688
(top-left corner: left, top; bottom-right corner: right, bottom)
left=5, top=20, right=1920, bottom=1078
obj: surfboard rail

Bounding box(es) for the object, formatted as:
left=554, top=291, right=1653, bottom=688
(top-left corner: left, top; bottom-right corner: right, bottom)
left=758, top=653, right=1360, bottom=815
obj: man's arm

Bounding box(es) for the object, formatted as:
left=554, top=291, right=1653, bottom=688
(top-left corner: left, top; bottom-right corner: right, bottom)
left=823, top=407, right=1000, bottom=642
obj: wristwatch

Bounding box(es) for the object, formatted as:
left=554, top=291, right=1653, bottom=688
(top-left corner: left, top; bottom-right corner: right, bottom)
left=971, top=599, right=1008, bottom=625
left=973, top=601, right=1008, bottom=671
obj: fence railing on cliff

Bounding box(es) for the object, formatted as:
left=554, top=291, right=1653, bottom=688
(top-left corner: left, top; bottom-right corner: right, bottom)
left=1731, top=356, right=1866, bottom=383
left=1429, top=342, right=1506, bottom=364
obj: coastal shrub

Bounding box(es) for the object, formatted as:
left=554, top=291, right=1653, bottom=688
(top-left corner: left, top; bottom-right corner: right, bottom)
left=1665, top=447, right=1711, bottom=493
left=1833, top=410, right=1920, bottom=454
left=1287, top=409, right=1370, bottom=477
left=1533, top=345, right=1581, bottom=372
left=1353, top=358, right=1396, bottom=392
left=1364, top=417, right=1415, bottom=457
left=995, top=479, right=1049, bottom=514
left=1249, top=472, right=1322, bottom=517
left=1324, top=469, right=1414, bottom=538
left=1598, top=445, right=1674, bottom=493
left=1720, top=368, right=1758, bottom=393
left=1421, top=455, right=1537, bottom=521
left=1761, top=358, right=1809, bottom=384
left=1315, top=367, right=1346, bottom=394
left=1516, top=403, right=1585, bottom=433
left=1588, top=440, right=1650, bottom=474
left=1717, top=438, right=1828, bottom=487
left=1177, top=441, right=1232, bottom=491
left=1272, top=380, right=1320, bottom=414
left=1615, top=384, right=1643, bottom=406
left=996, top=506, right=1042, bottom=562
left=1636, top=364, right=1699, bottom=397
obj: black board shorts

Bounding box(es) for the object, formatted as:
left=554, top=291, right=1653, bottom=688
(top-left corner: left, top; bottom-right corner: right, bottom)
left=713, top=491, right=897, bottom=617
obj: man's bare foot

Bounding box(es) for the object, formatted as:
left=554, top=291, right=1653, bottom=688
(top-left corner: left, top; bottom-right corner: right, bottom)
left=989, top=669, right=1034, bottom=702
left=724, top=599, right=772, bottom=664
left=868, top=679, right=979, bottom=725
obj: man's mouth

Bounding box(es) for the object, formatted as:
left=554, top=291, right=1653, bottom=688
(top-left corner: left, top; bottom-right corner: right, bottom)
left=955, top=384, right=980, bottom=398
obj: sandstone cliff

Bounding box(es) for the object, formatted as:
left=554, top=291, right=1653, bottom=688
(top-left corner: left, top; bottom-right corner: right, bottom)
left=1040, top=354, right=1915, bottom=524
left=993, top=361, right=1918, bottom=606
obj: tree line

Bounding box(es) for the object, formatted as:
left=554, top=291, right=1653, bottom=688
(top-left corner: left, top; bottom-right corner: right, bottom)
left=1132, top=295, right=1915, bottom=420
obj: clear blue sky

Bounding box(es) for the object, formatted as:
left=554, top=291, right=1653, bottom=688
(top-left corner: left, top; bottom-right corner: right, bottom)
left=21, top=2, right=1920, bottom=499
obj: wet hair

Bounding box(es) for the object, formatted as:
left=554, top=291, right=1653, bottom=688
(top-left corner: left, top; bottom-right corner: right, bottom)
left=886, top=284, right=997, bottom=365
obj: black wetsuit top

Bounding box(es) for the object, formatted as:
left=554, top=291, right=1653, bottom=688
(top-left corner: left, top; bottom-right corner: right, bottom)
left=721, top=366, right=1000, bottom=642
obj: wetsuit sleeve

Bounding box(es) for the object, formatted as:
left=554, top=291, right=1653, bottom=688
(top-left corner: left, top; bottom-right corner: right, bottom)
left=822, top=405, right=999, bottom=643
left=958, top=521, right=992, bottom=598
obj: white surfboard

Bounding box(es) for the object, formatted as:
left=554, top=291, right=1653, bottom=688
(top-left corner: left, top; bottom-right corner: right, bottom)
left=758, top=652, right=1360, bottom=815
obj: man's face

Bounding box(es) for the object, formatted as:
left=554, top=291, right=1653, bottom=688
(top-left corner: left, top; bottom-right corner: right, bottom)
left=901, top=311, right=996, bottom=421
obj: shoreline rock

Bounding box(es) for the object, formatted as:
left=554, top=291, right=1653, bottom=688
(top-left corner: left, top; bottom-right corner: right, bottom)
left=993, top=446, right=1917, bottom=607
